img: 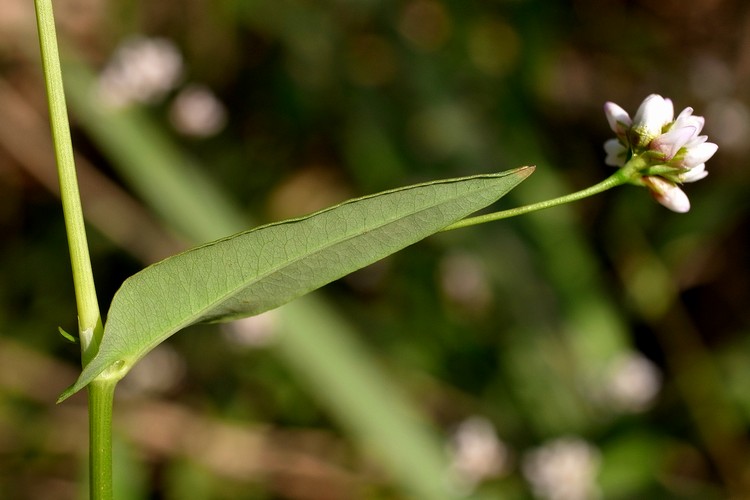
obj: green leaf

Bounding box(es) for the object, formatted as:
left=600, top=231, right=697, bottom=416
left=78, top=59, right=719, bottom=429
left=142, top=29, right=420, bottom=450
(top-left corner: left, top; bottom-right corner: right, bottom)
left=58, top=167, right=533, bottom=402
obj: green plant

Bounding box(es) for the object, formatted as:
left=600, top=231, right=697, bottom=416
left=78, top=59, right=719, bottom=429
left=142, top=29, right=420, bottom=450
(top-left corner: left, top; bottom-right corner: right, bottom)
left=33, top=1, right=717, bottom=498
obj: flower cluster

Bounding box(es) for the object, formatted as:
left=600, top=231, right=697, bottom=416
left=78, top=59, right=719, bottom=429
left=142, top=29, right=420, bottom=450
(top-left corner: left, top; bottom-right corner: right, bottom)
left=603, top=94, right=717, bottom=212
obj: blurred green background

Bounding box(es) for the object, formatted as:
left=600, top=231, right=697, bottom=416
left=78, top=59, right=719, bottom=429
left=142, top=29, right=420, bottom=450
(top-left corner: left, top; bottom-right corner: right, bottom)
left=1, top=0, right=749, bottom=498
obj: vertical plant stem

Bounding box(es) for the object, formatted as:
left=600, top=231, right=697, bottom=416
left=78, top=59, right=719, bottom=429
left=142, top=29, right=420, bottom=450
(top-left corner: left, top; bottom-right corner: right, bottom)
left=34, top=0, right=102, bottom=359
left=33, top=2, right=112, bottom=500
left=89, top=380, right=116, bottom=500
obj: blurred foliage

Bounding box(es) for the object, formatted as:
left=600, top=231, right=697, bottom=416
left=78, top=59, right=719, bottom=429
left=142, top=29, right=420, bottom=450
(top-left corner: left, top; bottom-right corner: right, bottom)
left=1, top=0, right=750, bottom=498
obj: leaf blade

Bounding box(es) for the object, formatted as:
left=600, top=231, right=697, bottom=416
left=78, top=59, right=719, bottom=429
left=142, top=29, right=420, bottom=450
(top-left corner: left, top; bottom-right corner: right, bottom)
left=59, top=166, right=533, bottom=401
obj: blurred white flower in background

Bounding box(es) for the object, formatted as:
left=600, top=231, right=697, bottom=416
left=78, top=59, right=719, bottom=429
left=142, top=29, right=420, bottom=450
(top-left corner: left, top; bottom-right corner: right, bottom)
left=438, top=252, right=493, bottom=315
left=97, top=35, right=183, bottom=108
left=706, top=98, right=750, bottom=152
left=122, top=344, right=186, bottom=396
left=522, top=436, right=601, bottom=500
left=603, top=352, right=662, bottom=413
left=222, top=311, right=279, bottom=349
left=587, top=351, right=662, bottom=414
left=169, top=84, right=227, bottom=138
left=448, top=416, right=509, bottom=494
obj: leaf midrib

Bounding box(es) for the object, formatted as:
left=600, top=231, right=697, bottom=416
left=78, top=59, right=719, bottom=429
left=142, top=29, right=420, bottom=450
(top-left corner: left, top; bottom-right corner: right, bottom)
left=116, top=176, right=495, bottom=361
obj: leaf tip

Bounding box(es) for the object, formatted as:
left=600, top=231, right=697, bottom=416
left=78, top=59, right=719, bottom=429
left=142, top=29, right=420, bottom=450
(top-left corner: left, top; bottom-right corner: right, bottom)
left=56, top=361, right=109, bottom=403
left=518, top=165, right=536, bottom=178
left=56, top=383, right=79, bottom=404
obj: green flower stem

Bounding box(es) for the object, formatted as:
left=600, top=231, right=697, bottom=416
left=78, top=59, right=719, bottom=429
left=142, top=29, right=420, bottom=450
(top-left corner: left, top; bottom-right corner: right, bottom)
left=34, top=2, right=112, bottom=500
left=443, top=167, right=633, bottom=231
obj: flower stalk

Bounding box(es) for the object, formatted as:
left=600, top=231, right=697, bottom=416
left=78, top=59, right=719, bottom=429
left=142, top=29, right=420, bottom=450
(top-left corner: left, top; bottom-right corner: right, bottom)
left=443, top=168, right=631, bottom=231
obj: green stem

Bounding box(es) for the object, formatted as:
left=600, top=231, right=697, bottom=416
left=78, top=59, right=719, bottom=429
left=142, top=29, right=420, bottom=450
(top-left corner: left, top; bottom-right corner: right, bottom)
left=89, top=380, right=116, bottom=500
left=443, top=168, right=631, bottom=231
left=34, top=0, right=103, bottom=361
left=34, top=2, right=113, bottom=500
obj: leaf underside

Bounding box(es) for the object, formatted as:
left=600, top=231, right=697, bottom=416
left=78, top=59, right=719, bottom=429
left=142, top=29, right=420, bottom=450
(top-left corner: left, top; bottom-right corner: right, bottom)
left=58, top=166, right=534, bottom=401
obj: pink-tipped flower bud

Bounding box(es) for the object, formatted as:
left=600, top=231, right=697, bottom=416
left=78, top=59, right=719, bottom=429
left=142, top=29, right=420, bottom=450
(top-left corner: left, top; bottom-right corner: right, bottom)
left=642, top=176, right=691, bottom=213
left=604, top=102, right=632, bottom=140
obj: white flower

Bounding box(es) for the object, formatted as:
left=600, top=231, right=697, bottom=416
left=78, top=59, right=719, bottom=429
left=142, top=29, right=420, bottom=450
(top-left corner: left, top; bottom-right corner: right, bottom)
left=673, top=106, right=705, bottom=135
left=98, top=35, right=183, bottom=108
left=650, top=106, right=714, bottom=165
left=448, top=417, right=508, bottom=493
left=601, top=352, right=662, bottom=413
left=603, top=138, right=627, bottom=167
left=603, top=102, right=631, bottom=140
left=222, top=311, right=279, bottom=348
left=169, top=84, right=227, bottom=138
left=123, top=345, right=186, bottom=395
left=649, top=123, right=698, bottom=161
left=522, top=437, right=601, bottom=500
left=642, top=176, right=691, bottom=213
left=631, top=94, right=674, bottom=147
left=680, top=163, right=707, bottom=183
left=676, top=140, right=719, bottom=170
left=602, top=94, right=717, bottom=212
